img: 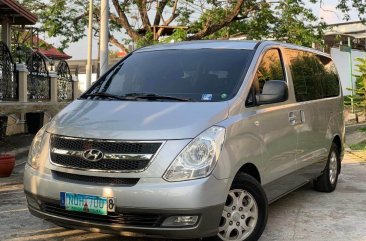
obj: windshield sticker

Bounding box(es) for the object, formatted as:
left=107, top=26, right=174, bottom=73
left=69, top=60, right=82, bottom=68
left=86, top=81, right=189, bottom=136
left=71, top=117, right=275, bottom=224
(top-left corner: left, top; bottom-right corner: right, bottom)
left=221, top=93, right=228, bottom=99
left=201, top=94, right=213, bottom=101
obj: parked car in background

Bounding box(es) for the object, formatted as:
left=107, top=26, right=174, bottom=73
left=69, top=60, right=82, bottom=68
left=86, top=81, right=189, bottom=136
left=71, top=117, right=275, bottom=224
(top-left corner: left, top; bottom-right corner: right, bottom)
left=24, top=40, right=344, bottom=241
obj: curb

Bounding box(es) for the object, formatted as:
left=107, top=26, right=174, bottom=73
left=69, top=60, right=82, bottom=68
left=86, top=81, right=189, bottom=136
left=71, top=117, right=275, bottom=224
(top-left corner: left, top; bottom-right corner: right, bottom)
left=345, top=150, right=366, bottom=162
left=1, top=146, right=30, bottom=156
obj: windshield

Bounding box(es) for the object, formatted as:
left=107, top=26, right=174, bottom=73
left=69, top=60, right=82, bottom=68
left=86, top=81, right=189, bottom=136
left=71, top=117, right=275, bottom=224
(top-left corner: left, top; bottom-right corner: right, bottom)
left=83, top=48, right=254, bottom=102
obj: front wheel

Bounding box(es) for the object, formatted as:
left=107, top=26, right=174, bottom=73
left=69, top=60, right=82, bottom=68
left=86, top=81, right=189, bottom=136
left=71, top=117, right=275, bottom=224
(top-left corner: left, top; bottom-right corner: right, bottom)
left=205, top=173, right=268, bottom=241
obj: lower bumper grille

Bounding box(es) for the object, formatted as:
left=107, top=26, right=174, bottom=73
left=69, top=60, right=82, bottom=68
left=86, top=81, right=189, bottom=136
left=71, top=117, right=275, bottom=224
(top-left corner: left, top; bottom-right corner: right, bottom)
left=52, top=171, right=139, bottom=186
left=42, top=202, right=162, bottom=227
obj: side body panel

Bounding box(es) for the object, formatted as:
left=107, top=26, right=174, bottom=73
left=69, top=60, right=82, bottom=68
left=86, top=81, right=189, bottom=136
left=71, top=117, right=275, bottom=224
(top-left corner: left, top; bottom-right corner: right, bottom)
left=282, top=48, right=345, bottom=183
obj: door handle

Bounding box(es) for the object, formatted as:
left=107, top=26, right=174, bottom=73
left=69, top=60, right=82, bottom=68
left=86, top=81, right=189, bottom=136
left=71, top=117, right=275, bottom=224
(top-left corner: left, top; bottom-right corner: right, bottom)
left=300, top=110, right=305, bottom=123
left=288, top=112, right=297, bottom=125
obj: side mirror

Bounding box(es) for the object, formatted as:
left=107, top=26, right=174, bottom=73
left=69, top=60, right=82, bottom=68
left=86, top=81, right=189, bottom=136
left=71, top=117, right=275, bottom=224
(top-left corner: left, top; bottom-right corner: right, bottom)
left=256, top=80, right=288, bottom=105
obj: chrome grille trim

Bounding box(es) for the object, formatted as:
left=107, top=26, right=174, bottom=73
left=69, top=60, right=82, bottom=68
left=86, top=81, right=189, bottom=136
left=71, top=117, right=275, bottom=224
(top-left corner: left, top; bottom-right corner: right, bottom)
left=49, top=135, right=165, bottom=173
left=51, top=148, right=154, bottom=161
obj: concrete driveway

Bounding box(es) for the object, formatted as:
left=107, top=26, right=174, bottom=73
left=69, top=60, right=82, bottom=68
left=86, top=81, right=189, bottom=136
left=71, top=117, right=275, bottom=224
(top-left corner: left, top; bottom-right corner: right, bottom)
left=0, top=153, right=365, bottom=241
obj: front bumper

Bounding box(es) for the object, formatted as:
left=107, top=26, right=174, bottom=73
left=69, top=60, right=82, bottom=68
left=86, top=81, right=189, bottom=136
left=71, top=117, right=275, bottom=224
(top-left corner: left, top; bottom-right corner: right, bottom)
left=24, top=165, right=229, bottom=238
left=26, top=192, right=222, bottom=238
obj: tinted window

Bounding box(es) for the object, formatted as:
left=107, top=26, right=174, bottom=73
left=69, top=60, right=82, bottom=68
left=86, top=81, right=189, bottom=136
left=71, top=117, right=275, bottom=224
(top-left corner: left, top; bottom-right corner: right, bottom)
left=286, top=49, right=340, bottom=102
left=246, top=49, right=285, bottom=106
left=86, top=49, right=253, bottom=102
left=318, top=55, right=340, bottom=98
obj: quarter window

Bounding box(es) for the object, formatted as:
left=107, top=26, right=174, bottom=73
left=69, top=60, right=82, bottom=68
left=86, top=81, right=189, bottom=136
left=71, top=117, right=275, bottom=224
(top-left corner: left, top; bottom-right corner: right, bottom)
left=286, top=49, right=340, bottom=102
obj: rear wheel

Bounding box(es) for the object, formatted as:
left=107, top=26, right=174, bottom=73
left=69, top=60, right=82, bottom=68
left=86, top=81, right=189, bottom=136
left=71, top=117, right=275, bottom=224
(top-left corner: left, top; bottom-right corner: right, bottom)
left=205, top=173, right=268, bottom=241
left=313, top=143, right=340, bottom=192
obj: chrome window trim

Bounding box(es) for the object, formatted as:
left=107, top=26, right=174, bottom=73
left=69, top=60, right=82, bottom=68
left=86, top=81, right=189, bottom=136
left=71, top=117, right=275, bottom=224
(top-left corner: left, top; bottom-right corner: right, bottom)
left=49, top=134, right=166, bottom=173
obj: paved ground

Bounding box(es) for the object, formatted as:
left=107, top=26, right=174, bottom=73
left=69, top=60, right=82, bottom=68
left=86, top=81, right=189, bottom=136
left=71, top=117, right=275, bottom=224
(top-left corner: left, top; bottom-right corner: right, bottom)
left=1, top=128, right=365, bottom=241
left=0, top=153, right=365, bottom=241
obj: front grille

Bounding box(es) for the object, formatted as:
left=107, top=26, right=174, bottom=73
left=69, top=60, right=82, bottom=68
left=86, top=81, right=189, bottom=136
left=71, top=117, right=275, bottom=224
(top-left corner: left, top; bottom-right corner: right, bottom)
left=50, top=154, right=150, bottom=171
left=52, top=136, right=161, bottom=154
left=50, top=135, right=163, bottom=172
left=42, top=202, right=162, bottom=227
left=52, top=171, right=139, bottom=186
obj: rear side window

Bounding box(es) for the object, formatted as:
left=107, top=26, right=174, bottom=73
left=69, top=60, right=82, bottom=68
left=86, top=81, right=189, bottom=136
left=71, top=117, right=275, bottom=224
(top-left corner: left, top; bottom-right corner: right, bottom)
left=285, top=49, right=340, bottom=102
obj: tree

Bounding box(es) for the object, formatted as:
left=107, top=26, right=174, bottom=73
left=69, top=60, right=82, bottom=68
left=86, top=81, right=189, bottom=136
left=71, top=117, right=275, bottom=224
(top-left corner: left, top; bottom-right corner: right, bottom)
left=350, top=57, right=366, bottom=118
left=20, top=0, right=365, bottom=52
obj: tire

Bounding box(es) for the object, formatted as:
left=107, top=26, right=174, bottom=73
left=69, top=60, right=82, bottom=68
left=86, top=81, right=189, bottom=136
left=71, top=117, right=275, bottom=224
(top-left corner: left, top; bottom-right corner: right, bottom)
left=204, top=173, right=268, bottom=241
left=313, top=142, right=341, bottom=193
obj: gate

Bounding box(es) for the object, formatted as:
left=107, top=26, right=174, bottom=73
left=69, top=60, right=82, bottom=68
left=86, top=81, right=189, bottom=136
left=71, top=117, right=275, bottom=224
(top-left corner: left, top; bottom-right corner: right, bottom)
left=56, top=60, right=73, bottom=101
left=0, top=42, right=18, bottom=101
left=26, top=51, right=51, bottom=101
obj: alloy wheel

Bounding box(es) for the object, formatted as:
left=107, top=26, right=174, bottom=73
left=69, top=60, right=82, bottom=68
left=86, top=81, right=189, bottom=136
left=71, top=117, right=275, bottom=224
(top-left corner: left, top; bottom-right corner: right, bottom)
left=218, top=189, right=258, bottom=241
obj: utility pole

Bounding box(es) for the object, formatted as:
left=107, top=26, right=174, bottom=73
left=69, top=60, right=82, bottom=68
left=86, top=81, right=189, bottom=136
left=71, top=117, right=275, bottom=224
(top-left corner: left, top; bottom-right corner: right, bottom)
left=100, top=0, right=109, bottom=76
left=86, top=0, right=93, bottom=89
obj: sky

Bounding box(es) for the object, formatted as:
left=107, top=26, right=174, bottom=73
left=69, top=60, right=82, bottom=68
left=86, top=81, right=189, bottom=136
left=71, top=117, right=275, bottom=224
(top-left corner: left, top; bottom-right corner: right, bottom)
left=58, top=0, right=362, bottom=60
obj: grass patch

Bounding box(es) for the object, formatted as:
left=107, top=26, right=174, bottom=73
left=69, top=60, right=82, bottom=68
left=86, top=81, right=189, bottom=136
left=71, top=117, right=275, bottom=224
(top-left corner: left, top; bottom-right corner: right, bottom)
left=350, top=140, right=366, bottom=150
left=359, top=127, right=366, bottom=132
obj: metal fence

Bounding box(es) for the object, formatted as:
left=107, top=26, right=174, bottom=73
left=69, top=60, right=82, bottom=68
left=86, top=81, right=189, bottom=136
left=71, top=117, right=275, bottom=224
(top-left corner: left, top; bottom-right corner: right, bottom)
left=26, top=51, right=51, bottom=101
left=0, top=42, right=18, bottom=101
left=56, top=60, right=73, bottom=101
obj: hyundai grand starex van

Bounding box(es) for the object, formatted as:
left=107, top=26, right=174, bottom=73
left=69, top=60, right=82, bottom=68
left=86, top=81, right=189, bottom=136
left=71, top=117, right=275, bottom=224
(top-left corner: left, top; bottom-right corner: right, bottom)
left=24, top=41, right=344, bottom=241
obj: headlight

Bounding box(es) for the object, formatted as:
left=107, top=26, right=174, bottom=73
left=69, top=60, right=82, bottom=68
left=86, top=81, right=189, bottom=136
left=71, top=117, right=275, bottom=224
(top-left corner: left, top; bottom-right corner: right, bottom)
left=27, top=123, right=49, bottom=169
left=163, top=126, right=225, bottom=182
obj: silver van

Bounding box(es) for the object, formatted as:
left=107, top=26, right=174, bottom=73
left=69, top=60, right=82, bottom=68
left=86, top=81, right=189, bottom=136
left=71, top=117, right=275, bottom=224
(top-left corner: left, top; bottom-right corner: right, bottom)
left=24, top=41, right=344, bottom=241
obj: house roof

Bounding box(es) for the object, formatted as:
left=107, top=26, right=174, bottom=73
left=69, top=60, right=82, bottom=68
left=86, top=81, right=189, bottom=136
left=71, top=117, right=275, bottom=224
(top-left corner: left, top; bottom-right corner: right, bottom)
left=38, top=46, right=72, bottom=60
left=325, top=21, right=366, bottom=39
left=0, top=0, right=37, bottom=25
left=32, top=35, right=72, bottom=60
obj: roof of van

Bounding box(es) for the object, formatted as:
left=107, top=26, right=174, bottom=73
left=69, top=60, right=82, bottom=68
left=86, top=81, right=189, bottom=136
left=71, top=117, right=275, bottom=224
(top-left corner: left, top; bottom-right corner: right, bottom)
left=136, top=40, right=331, bottom=57
left=137, top=40, right=260, bottom=52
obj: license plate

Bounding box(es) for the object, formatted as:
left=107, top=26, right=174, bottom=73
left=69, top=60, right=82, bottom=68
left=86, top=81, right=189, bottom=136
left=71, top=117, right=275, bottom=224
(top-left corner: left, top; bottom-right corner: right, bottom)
left=60, top=192, right=115, bottom=215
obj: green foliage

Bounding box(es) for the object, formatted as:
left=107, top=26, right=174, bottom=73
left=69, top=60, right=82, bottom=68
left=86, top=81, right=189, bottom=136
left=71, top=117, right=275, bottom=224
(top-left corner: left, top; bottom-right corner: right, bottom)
left=136, top=32, right=156, bottom=48
left=350, top=58, right=366, bottom=113
left=189, top=0, right=325, bottom=47
left=21, top=0, right=90, bottom=50
left=162, top=29, right=188, bottom=43
left=359, top=127, right=366, bottom=132
left=20, top=0, right=366, bottom=52
left=349, top=140, right=366, bottom=150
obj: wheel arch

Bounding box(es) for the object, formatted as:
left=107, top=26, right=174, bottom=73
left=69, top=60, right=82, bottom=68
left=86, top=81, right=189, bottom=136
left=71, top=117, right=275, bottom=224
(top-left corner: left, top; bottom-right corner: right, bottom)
left=236, top=163, right=261, bottom=184
left=332, top=134, right=342, bottom=156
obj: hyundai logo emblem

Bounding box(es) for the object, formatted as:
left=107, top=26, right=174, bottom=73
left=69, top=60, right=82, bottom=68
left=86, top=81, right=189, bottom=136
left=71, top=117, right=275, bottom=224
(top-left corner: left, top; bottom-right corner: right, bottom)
left=82, top=149, right=104, bottom=162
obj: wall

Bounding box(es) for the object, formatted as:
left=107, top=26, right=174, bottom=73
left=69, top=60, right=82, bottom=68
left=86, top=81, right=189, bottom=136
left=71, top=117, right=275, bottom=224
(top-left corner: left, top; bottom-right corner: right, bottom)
left=77, top=73, right=98, bottom=93
left=0, top=102, right=69, bottom=135
left=330, top=48, right=366, bottom=96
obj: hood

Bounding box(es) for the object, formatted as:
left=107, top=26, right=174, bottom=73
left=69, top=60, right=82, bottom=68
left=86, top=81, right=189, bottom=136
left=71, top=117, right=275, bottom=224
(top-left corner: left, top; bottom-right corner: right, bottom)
left=48, top=100, right=229, bottom=140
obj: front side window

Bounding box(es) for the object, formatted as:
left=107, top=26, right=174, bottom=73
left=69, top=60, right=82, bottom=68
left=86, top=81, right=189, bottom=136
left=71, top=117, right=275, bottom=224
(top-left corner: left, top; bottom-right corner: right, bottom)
left=286, top=49, right=340, bottom=102
left=246, top=49, right=285, bottom=106
left=83, top=49, right=254, bottom=102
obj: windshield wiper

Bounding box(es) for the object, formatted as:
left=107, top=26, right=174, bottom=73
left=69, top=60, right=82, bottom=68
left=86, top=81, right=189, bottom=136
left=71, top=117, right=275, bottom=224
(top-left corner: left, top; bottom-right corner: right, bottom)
left=83, top=92, right=134, bottom=100
left=124, top=93, right=190, bottom=102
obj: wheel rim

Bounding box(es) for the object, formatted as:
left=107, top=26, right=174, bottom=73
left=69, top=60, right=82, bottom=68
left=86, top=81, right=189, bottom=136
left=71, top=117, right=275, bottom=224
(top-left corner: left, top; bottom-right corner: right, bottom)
left=218, top=189, right=258, bottom=241
left=329, top=151, right=338, bottom=184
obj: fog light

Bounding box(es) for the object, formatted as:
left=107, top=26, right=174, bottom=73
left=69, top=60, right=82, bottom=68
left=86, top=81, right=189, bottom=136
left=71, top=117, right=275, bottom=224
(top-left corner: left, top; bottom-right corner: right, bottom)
left=161, top=215, right=199, bottom=227
left=26, top=196, right=40, bottom=209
